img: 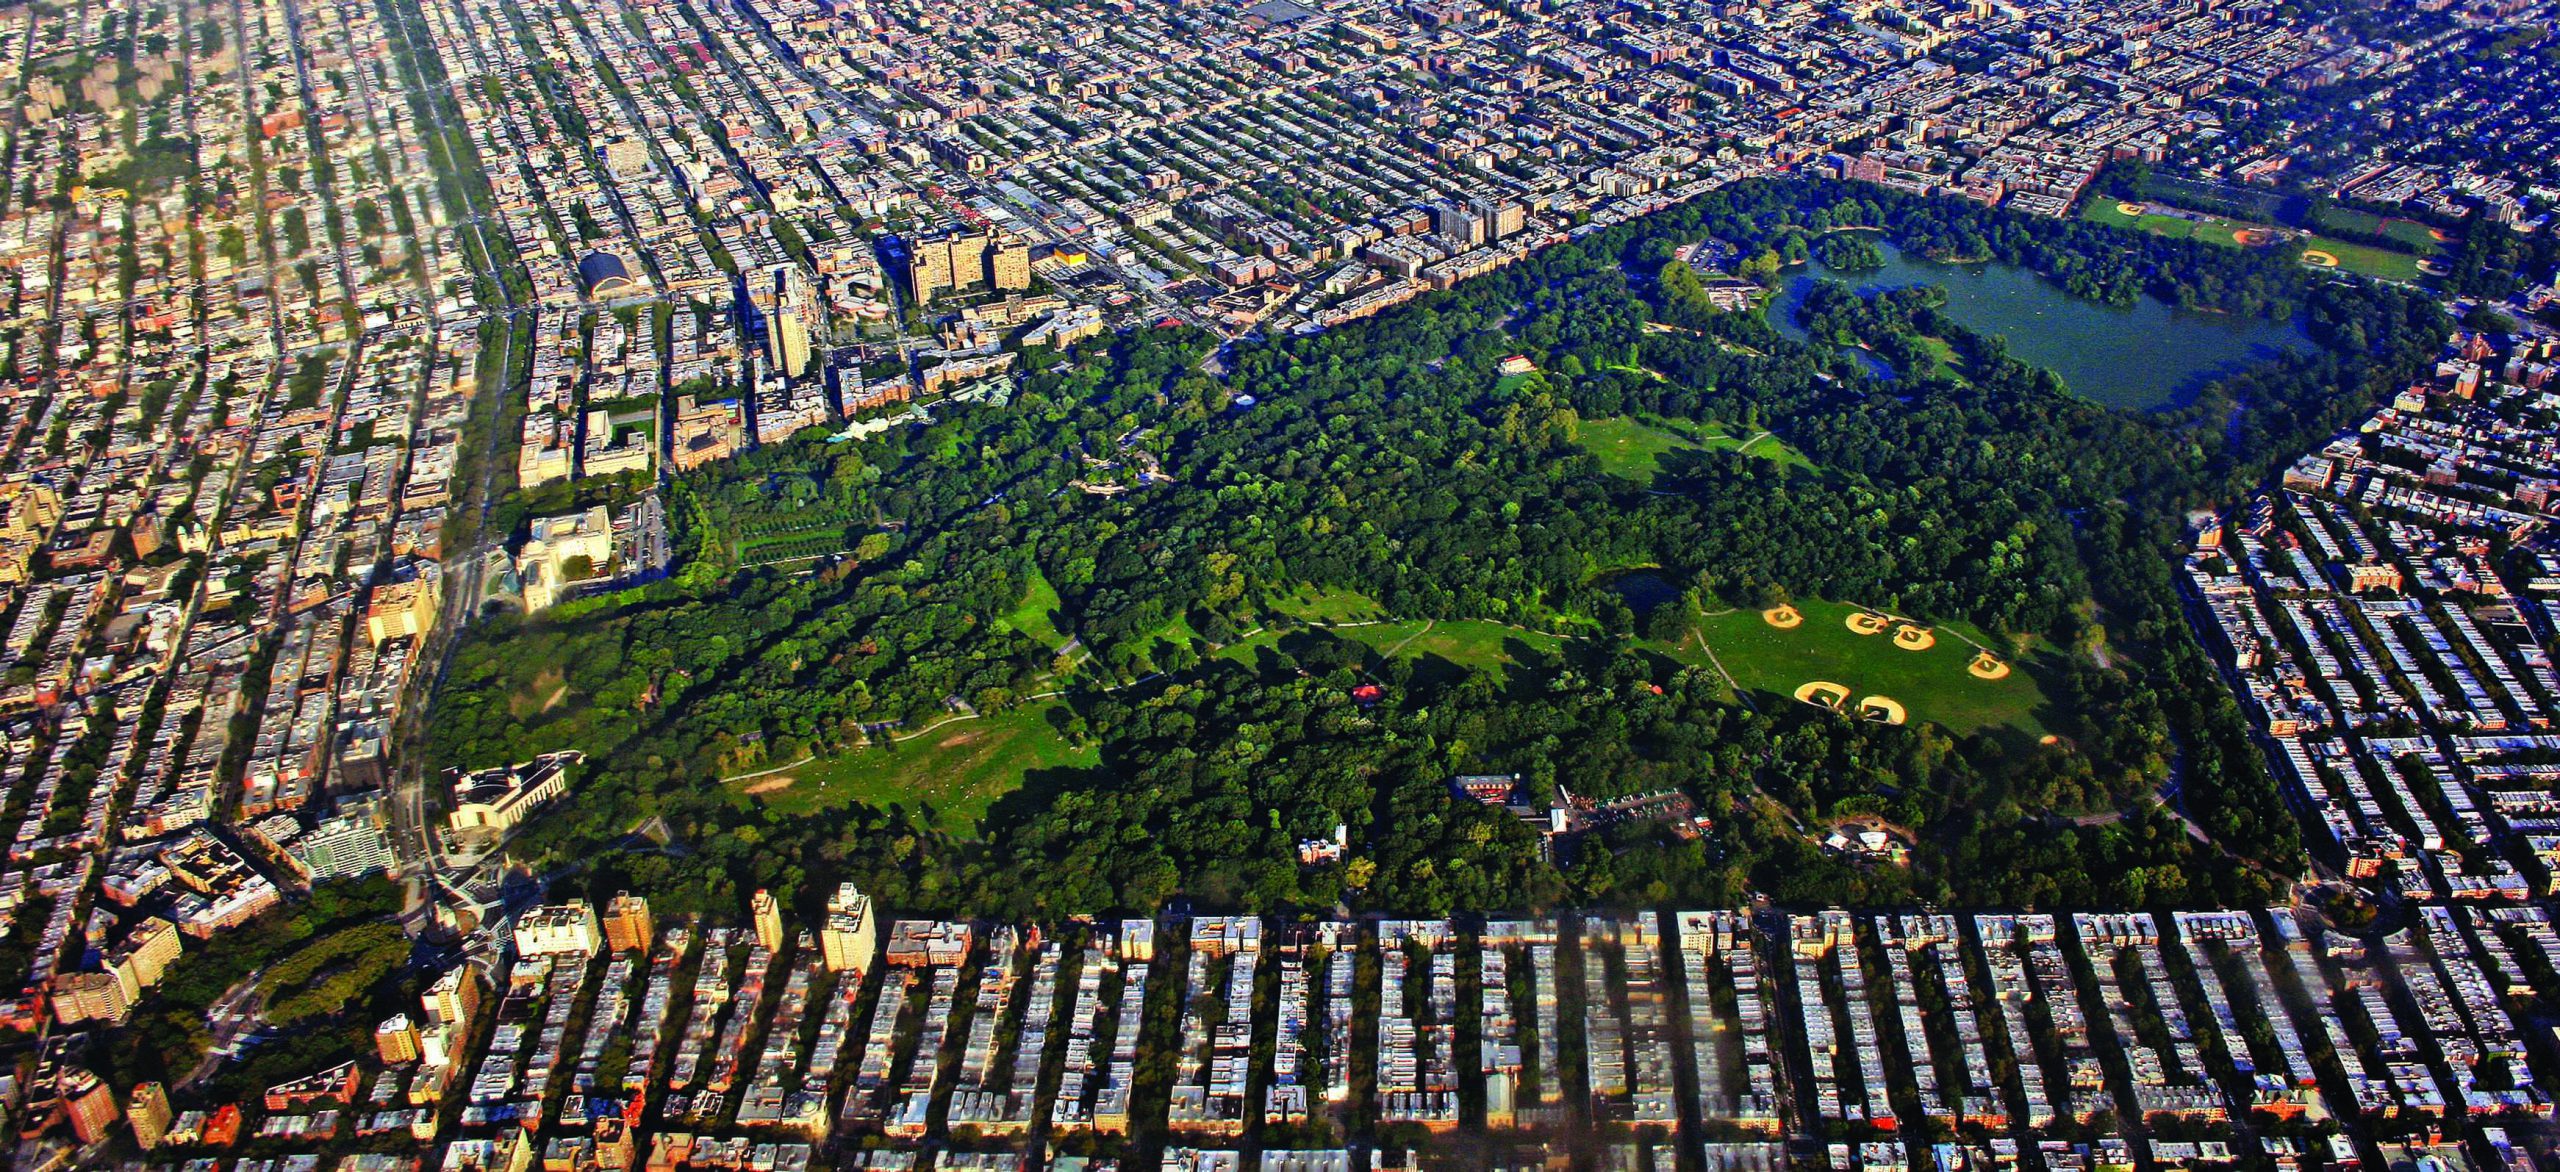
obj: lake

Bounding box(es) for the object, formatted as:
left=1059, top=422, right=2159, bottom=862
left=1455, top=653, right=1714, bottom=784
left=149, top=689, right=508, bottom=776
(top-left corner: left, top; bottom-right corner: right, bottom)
left=1767, top=241, right=2311, bottom=410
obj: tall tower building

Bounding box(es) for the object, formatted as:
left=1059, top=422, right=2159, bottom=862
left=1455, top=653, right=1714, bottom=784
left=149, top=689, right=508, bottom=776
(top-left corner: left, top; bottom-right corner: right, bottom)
left=60, top=1067, right=120, bottom=1145
left=128, top=1082, right=173, bottom=1151
left=756, top=264, right=816, bottom=380
left=107, top=918, right=182, bottom=998
left=1432, top=201, right=1488, bottom=248
left=422, top=965, right=481, bottom=1031
left=908, top=230, right=1033, bottom=302
left=751, top=889, right=783, bottom=953
left=52, top=971, right=133, bottom=1025
left=989, top=235, right=1032, bottom=291
left=820, top=882, right=877, bottom=974
left=376, top=1014, right=422, bottom=1065
left=603, top=892, right=653, bottom=954
left=909, top=236, right=959, bottom=304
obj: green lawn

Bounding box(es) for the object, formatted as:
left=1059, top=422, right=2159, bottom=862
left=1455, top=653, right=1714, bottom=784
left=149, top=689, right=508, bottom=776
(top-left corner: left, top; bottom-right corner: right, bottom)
left=1271, top=584, right=1396, bottom=624
left=2295, top=236, right=2429, bottom=282
left=1580, top=415, right=1814, bottom=479
left=2083, top=198, right=2220, bottom=241
left=1689, top=598, right=2054, bottom=736
left=2081, top=199, right=2430, bottom=283
left=2387, top=220, right=2450, bottom=252
left=1342, top=618, right=1570, bottom=673
left=1697, top=425, right=1814, bottom=472
left=1580, top=415, right=1701, bottom=480
left=737, top=524, right=850, bottom=558
left=742, top=586, right=2052, bottom=837
left=1259, top=588, right=1577, bottom=677
left=2313, top=207, right=2449, bottom=253
left=1001, top=569, right=1065, bottom=646
left=728, top=703, right=1096, bottom=835
left=1219, top=615, right=1571, bottom=679
left=1912, top=334, right=1963, bottom=382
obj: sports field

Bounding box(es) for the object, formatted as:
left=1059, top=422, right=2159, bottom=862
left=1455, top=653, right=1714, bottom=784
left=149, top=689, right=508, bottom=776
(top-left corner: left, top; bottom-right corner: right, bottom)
left=2312, top=207, right=2450, bottom=252
left=1686, top=598, right=2053, bottom=736
left=2082, top=199, right=2432, bottom=283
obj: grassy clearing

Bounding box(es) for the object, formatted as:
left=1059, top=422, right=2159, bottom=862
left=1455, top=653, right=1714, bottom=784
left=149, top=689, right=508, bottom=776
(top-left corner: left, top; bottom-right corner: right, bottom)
left=1695, top=424, right=1814, bottom=472
left=2312, top=207, right=2448, bottom=252
left=1261, top=588, right=1575, bottom=677
left=1272, top=584, right=1395, bottom=624
left=1580, top=415, right=1700, bottom=480
left=1002, top=568, right=1066, bottom=646
left=1690, top=598, right=2054, bottom=736
left=729, top=703, right=1096, bottom=834
left=1217, top=616, right=1571, bottom=681
left=1347, top=619, right=1569, bottom=673
left=2294, top=236, right=2429, bottom=282
left=2083, top=199, right=2221, bottom=240
left=508, top=668, right=567, bottom=719
left=2081, top=199, right=2430, bottom=283
left=1580, top=415, right=1815, bottom=479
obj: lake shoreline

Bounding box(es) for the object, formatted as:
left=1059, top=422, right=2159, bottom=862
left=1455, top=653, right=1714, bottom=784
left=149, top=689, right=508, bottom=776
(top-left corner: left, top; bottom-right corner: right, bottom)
left=1767, top=241, right=2312, bottom=411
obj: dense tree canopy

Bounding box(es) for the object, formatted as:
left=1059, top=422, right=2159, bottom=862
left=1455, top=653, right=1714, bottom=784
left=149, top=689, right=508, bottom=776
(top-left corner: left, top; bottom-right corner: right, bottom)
left=434, top=177, right=2447, bottom=922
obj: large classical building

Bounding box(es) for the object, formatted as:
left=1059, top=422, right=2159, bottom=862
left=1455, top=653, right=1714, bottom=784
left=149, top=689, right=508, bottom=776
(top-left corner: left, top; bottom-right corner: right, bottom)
left=445, top=751, right=584, bottom=841
left=670, top=395, right=744, bottom=471
left=515, top=506, right=616, bottom=612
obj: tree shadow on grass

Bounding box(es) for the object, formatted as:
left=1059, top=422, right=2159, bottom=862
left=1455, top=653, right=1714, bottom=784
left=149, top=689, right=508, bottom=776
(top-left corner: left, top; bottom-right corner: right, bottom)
left=2014, top=649, right=2078, bottom=750
left=1398, top=650, right=1473, bottom=691
left=978, top=761, right=1112, bottom=843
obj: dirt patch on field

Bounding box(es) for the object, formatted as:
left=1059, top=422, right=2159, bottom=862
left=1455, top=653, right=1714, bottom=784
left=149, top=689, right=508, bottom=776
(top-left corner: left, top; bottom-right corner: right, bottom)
left=936, top=729, right=984, bottom=750
left=509, top=669, right=569, bottom=718
left=1795, top=680, right=1850, bottom=709
left=743, top=777, right=795, bottom=795
left=2299, top=249, right=2341, bottom=268
left=2231, top=227, right=2283, bottom=247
